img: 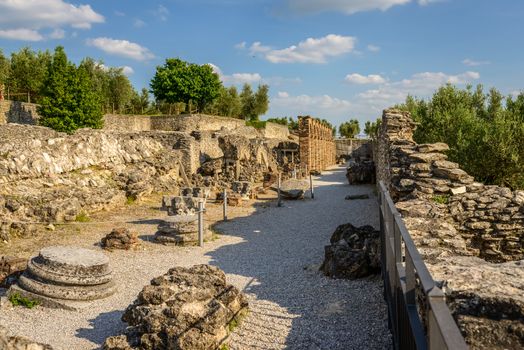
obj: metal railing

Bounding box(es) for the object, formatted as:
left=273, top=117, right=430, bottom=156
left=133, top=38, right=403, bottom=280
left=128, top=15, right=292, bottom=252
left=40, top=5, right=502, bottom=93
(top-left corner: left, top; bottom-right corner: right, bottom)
left=378, top=181, right=468, bottom=350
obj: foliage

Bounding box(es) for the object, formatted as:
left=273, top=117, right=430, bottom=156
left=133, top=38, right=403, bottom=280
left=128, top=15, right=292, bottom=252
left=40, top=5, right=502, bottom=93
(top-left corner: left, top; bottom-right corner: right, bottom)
left=397, top=85, right=524, bottom=189
left=9, top=292, right=39, bottom=308
left=7, top=47, right=51, bottom=102
left=75, top=211, right=90, bottom=222
left=339, top=119, right=360, bottom=138
left=364, top=118, right=382, bottom=139
left=266, top=116, right=299, bottom=131
left=0, top=49, right=10, bottom=88
left=245, top=119, right=267, bottom=129
left=432, top=194, right=450, bottom=204
left=205, top=85, right=242, bottom=118
left=38, top=47, right=103, bottom=133
left=150, top=58, right=222, bottom=113
left=240, top=83, right=269, bottom=121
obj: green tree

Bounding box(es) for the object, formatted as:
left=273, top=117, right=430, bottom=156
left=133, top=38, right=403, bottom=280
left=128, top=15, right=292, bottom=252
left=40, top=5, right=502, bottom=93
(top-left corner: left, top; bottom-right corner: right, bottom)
left=339, top=119, right=360, bottom=138
left=240, top=83, right=269, bottom=121
left=150, top=58, right=222, bottom=113
left=0, top=49, right=10, bottom=89
left=8, top=47, right=51, bottom=102
left=129, top=88, right=151, bottom=114
left=364, top=118, right=382, bottom=139
left=38, top=46, right=102, bottom=133
left=106, top=67, right=134, bottom=113
left=205, top=85, right=242, bottom=117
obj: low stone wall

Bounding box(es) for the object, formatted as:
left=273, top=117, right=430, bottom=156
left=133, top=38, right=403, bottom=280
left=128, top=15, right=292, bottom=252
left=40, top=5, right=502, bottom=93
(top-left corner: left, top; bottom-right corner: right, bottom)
left=0, top=100, right=40, bottom=125
left=335, top=138, right=372, bottom=160
left=376, top=109, right=524, bottom=349
left=261, top=122, right=290, bottom=140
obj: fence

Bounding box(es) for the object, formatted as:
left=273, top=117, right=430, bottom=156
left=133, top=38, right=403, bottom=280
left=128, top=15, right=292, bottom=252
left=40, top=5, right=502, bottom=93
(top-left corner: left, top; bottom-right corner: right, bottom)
left=378, top=181, right=468, bottom=350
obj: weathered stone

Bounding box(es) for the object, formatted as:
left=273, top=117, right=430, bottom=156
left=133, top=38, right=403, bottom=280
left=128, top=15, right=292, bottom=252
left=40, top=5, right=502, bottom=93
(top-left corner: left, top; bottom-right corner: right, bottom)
left=344, top=194, right=370, bottom=200
left=450, top=186, right=467, bottom=195
left=279, top=178, right=310, bottom=199
left=0, top=256, right=27, bottom=288
left=409, top=152, right=448, bottom=163
left=320, top=223, right=380, bottom=279
left=103, top=265, right=248, bottom=350
left=155, top=215, right=211, bottom=245
left=0, top=325, right=54, bottom=350
left=433, top=160, right=459, bottom=169
left=8, top=246, right=116, bottom=309
left=101, top=228, right=140, bottom=251
left=417, top=142, right=450, bottom=153
left=433, top=167, right=470, bottom=181
left=345, top=160, right=375, bottom=184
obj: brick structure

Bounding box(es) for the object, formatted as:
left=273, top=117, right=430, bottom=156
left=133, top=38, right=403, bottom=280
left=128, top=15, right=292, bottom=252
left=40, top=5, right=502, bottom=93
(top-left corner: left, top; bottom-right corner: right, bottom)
left=298, top=116, right=336, bottom=173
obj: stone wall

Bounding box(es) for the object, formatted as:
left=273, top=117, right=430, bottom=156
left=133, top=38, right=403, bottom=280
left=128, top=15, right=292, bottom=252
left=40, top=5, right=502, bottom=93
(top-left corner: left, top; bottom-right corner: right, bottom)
left=0, top=101, right=40, bottom=125
left=335, top=138, right=372, bottom=160
left=298, top=116, right=336, bottom=172
left=376, top=109, right=524, bottom=349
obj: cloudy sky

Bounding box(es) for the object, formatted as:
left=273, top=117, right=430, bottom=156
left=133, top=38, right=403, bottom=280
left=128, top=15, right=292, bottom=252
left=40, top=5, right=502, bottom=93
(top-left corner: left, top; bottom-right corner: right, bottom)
left=0, top=0, right=523, bottom=126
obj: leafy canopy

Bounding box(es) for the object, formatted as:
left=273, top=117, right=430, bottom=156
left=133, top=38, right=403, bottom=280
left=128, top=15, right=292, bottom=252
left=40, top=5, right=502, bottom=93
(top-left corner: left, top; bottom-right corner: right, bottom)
left=339, top=119, right=360, bottom=138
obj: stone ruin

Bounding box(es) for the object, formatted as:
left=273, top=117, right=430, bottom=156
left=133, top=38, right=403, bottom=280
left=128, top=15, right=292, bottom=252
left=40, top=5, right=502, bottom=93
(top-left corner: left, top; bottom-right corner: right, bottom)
left=101, top=227, right=140, bottom=251
left=104, top=264, right=248, bottom=350
left=376, top=109, right=524, bottom=349
left=155, top=194, right=210, bottom=245
left=298, top=116, right=336, bottom=174
left=1, top=325, right=53, bottom=350
left=8, top=246, right=116, bottom=310
left=345, top=159, right=376, bottom=185
left=0, top=256, right=27, bottom=288
left=320, top=223, right=381, bottom=279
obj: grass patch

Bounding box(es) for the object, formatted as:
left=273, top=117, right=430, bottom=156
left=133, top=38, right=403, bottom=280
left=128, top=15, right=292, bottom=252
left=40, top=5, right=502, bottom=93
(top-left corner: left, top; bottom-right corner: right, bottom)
left=75, top=211, right=90, bottom=222
left=126, top=195, right=137, bottom=205
left=245, top=120, right=267, bottom=129
left=432, top=194, right=450, bottom=205
left=219, top=344, right=230, bottom=350
left=9, top=293, right=39, bottom=308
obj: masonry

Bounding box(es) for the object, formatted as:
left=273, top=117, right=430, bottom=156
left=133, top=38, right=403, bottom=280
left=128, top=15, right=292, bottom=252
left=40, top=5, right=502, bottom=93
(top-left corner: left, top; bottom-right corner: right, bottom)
left=298, top=116, right=336, bottom=172
left=0, top=100, right=39, bottom=125
left=335, top=138, right=372, bottom=160
left=376, top=109, right=524, bottom=349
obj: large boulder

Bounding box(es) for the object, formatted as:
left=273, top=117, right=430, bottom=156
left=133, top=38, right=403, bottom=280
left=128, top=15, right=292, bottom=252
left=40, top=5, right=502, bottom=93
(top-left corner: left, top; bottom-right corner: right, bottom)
left=104, top=264, right=248, bottom=350
left=320, top=223, right=381, bottom=279
left=278, top=179, right=309, bottom=199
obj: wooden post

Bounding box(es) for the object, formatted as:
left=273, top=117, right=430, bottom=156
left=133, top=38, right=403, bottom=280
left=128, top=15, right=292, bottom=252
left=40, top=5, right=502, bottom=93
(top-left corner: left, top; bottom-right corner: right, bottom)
left=310, top=173, right=314, bottom=199
left=223, top=188, right=228, bottom=221
left=198, top=200, right=204, bottom=247
left=277, top=173, right=283, bottom=207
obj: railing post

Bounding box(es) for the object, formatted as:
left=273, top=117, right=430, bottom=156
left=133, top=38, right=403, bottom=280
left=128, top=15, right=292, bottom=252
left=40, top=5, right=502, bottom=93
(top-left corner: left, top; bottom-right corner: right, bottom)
left=309, top=173, right=314, bottom=199
left=277, top=173, right=283, bottom=207
left=198, top=200, right=204, bottom=247
left=223, top=188, right=228, bottom=221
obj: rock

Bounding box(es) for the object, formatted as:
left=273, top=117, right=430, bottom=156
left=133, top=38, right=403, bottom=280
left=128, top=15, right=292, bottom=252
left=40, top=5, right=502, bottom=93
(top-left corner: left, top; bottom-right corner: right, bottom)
left=0, top=325, right=54, bottom=350
left=0, top=256, right=27, bottom=288
left=320, top=223, right=380, bottom=279
left=344, top=194, right=370, bottom=200
left=409, top=152, right=448, bottom=163
left=101, top=228, right=140, bottom=251
left=450, top=186, right=467, bottom=195
left=155, top=215, right=211, bottom=245
left=433, top=160, right=459, bottom=169
left=433, top=167, right=471, bottom=181
left=8, top=246, right=116, bottom=310
left=103, top=265, right=248, bottom=350
left=346, top=160, right=375, bottom=184
left=417, top=142, right=450, bottom=153
left=279, top=179, right=309, bottom=199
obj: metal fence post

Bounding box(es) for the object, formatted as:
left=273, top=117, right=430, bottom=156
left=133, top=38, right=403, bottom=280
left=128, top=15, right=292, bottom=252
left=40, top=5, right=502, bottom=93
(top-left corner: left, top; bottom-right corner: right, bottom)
left=198, top=200, right=204, bottom=247
left=277, top=173, right=283, bottom=207
left=223, top=188, right=228, bottom=221
left=309, top=173, right=314, bottom=199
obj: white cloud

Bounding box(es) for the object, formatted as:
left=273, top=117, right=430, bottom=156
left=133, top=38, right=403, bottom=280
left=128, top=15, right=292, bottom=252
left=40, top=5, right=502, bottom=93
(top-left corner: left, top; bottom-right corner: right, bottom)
left=0, top=0, right=103, bottom=37
left=49, top=28, right=65, bottom=39
left=462, top=58, right=490, bottom=67
left=367, top=44, right=381, bottom=52
left=246, top=34, right=356, bottom=63
left=133, top=19, right=146, bottom=28
left=0, top=28, right=43, bottom=41
left=286, top=0, right=411, bottom=15
left=152, top=5, right=169, bottom=21
left=208, top=63, right=262, bottom=85
left=272, top=91, right=352, bottom=115
left=86, top=37, right=155, bottom=61
left=122, top=66, right=134, bottom=75
left=345, top=73, right=386, bottom=84
left=235, top=41, right=246, bottom=49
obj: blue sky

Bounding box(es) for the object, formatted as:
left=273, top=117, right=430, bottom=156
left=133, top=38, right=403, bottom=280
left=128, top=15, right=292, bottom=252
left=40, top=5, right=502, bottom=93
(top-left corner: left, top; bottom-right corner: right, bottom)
left=0, top=0, right=523, bottom=127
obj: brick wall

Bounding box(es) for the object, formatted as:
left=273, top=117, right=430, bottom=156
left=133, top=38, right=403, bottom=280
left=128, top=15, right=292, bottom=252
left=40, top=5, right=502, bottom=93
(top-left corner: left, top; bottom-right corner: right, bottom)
left=298, top=116, right=336, bottom=172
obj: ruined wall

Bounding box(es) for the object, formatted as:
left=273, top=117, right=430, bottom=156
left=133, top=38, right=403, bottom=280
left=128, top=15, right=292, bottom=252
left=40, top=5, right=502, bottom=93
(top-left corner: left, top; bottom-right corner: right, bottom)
left=335, top=138, right=372, bottom=160
left=0, top=101, right=40, bottom=125
left=298, top=116, right=336, bottom=172
left=376, top=109, right=524, bottom=349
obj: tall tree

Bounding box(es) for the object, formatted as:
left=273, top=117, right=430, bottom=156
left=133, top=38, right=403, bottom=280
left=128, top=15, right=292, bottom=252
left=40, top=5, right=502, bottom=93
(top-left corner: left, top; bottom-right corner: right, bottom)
left=38, top=46, right=102, bottom=133
left=8, top=47, right=50, bottom=102
left=240, top=84, right=269, bottom=121
left=364, top=119, right=381, bottom=139
left=339, top=119, right=360, bottom=138
left=0, top=49, right=10, bottom=88
left=150, top=58, right=222, bottom=113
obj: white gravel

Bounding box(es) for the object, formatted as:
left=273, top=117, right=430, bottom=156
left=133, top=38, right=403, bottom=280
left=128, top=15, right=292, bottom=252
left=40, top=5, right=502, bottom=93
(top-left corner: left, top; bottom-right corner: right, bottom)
left=0, top=166, right=391, bottom=349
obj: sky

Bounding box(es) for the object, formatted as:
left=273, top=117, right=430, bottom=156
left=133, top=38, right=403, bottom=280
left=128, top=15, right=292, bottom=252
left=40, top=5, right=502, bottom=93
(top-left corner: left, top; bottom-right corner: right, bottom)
left=0, top=0, right=523, bottom=127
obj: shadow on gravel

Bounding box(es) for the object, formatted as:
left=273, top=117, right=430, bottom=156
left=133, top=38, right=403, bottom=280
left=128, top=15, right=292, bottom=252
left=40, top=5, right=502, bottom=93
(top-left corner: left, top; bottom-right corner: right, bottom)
left=75, top=310, right=125, bottom=346
left=206, top=166, right=391, bottom=349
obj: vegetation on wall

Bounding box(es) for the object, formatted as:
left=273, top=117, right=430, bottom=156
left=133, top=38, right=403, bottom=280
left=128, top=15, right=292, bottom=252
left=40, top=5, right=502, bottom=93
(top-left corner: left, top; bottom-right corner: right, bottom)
left=397, top=84, right=524, bottom=190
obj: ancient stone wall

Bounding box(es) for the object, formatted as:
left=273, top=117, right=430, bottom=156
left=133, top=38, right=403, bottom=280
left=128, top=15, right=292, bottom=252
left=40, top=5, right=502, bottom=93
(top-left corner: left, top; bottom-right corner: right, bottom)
left=335, top=138, right=372, bottom=160
left=376, top=109, right=524, bottom=349
left=298, top=116, right=336, bottom=172
left=0, top=101, right=40, bottom=125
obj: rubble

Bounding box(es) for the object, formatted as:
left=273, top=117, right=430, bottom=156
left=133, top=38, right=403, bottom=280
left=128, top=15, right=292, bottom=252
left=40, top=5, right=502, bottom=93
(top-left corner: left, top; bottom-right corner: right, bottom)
left=0, top=325, right=53, bottom=350
left=101, top=228, right=140, bottom=251
left=103, top=265, right=248, bottom=350
left=345, top=160, right=376, bottom=184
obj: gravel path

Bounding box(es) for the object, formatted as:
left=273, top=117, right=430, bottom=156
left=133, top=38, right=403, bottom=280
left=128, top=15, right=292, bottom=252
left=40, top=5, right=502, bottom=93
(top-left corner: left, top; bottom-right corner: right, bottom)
left=0, top=166, right=391, bottom=349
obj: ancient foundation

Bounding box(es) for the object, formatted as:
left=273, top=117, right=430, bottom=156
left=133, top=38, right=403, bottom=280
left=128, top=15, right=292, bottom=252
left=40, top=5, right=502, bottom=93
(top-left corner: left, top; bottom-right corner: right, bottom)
left=8, top=246, right=116, bottom=310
